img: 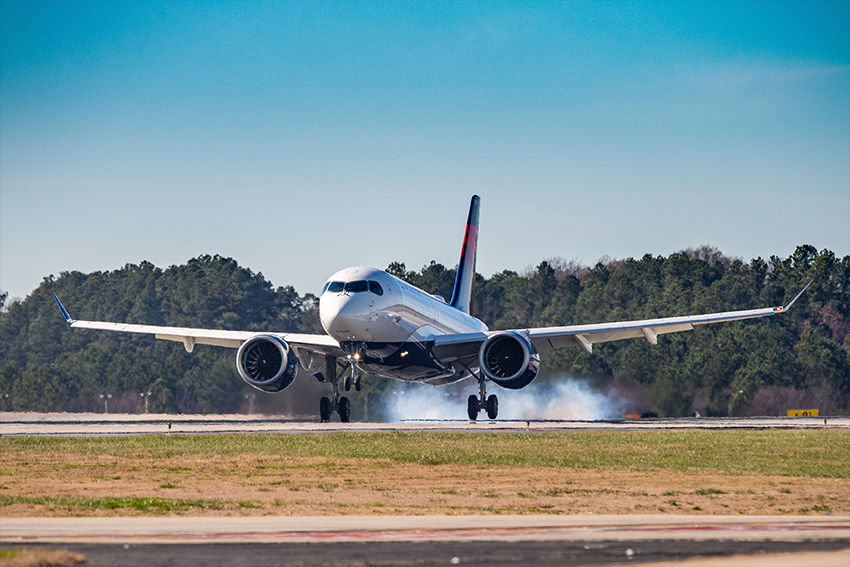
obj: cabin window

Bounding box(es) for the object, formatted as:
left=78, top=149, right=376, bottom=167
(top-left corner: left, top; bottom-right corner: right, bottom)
left=369, top=281, right=384, bottom=295
left=327, top=281, right=344, bottom=293
left=344, top=280, right=368, bottom=293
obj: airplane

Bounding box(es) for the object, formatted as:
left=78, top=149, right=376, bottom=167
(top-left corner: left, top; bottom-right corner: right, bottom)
left=53, top=195, right=811, bottom=422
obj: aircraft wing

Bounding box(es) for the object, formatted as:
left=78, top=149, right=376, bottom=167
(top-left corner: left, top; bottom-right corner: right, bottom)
left=433, top=281, right=812, bottom=359
left=52, top=294, right=344, bottom=360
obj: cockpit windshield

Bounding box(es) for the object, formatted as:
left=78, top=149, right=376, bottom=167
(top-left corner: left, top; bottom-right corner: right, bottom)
left=323, top=280, right=384, bottom=296
left=344, top=280, right=368, bottom=293
left=369, top=281, right=384, bottom=295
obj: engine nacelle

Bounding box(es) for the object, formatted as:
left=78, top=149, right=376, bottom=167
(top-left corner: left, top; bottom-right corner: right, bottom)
left=478, top=331, right=540, bottom=390
left=236, top=335, right=298, bottom=393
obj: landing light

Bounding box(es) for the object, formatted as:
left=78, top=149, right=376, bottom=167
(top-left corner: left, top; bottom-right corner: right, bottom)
left=400, top=351, right=408, bottom=358
left=354, top=352, right=361, bottom=361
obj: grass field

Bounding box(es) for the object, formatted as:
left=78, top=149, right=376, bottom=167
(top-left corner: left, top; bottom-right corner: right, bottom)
left=1, top=430, right=847, bottom=516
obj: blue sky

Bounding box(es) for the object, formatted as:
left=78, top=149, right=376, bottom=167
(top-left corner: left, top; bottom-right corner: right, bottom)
left=2, top=1, right=848, bottom=301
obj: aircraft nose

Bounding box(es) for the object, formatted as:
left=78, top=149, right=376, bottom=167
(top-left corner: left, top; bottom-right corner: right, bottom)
left=319, top=295, right=341, bottom=333
left=319, top=294, right=361, bottom=337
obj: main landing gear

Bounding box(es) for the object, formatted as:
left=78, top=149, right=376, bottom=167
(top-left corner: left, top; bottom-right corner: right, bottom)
left=312, top=355, right=357, bottom=422
left=467, top=373, right=498, bottom=421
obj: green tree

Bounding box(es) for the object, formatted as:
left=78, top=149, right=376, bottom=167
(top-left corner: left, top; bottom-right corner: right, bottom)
left=1, top=248, right=847, bottom=416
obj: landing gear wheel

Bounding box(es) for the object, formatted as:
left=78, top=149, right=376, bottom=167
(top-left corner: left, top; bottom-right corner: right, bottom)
left=485, top=394, right=498, bottom=420
left=319, top=397, right=332, bottom=422
left=354, top=375, right=362, bottom=392
left=338, top=396, right=351, bottom=423
left=467, top=395, right=480, bottom=421
left=344, top=374, right=352, bottom=391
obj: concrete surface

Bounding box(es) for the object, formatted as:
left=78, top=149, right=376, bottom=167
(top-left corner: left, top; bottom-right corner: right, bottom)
left=2, top=413, right=846, bottom=435
left=2, top=516, right=848, bottom=567
left=2, top=515, right=848, bottom=544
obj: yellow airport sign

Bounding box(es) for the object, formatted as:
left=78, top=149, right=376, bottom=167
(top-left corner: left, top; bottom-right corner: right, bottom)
left=787, top=409, right=819, bottom=417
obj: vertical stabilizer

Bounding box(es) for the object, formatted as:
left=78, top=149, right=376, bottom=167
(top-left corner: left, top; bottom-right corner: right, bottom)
left=449, top=195, right=480, bottom=314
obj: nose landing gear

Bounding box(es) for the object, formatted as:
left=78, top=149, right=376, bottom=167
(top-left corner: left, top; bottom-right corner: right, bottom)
left=343, top=365, right=362, bottom=392
left=467, top=373, right=498, bottom=421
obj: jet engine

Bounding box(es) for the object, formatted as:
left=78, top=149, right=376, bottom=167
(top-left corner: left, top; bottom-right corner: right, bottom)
left=236, top=335, right=298, bottom=392
left=478, top=331, right=540, bottom=390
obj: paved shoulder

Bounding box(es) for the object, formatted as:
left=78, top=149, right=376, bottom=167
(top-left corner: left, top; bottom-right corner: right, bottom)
left=3, top=515, right=848, bottom=544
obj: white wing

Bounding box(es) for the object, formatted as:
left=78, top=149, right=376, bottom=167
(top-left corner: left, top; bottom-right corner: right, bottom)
left=53, top=295, right=343, bottom=360
left=528, top=304, right=782, bottom=355
left=434, top=281, right=811, bottom=358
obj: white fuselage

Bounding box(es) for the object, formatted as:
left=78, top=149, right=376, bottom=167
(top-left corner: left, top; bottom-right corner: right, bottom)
left=319, top=266, right=488, bottom=345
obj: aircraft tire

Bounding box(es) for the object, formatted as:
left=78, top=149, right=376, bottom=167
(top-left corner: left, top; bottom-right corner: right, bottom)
left=467, top=395, right=480, bottom=421
left=485, top=394, right=498, bottom=420
left=319, top=397, right=332, bottom=422
left=338, top=396, right=351, bottom=423
left=344, top=375, right=352, bottom=391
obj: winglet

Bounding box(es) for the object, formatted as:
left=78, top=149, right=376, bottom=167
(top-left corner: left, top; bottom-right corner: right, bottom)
left=773, top=280, right=813, bottom=313
left=53, top=293, right=74, bottom=323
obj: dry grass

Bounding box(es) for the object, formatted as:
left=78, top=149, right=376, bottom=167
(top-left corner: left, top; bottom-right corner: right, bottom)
left=0, top=430, right=847, bottom=517
left=0, top=550, right=86, bottom=567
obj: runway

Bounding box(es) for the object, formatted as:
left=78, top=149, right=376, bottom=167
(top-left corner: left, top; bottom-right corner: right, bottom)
left=2, top=515, right=848, bottom=567
left=2, top=412, right=847, bottom=435
left=3, top=415, right=848, bottom=565
left=3, top=514, right=848, bottom=544
left=3, top=414, right=848, bottom=565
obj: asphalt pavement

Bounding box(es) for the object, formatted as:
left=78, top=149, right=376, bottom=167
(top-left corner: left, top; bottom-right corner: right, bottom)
left=2, top=412, right=846, bottom=435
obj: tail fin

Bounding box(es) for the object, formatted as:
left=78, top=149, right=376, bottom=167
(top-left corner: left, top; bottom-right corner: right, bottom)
left=449, top=195, right=480, bottom=314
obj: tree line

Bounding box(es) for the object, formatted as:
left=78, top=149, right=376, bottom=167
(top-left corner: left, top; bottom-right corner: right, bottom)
left=1, top=245, right=847, bottom=417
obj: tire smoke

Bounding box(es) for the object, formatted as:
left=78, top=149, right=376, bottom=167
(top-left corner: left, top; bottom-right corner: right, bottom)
left=384, top=378, right=628, bottom=421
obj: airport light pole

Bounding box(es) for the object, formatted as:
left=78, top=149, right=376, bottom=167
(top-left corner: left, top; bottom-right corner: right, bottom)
left=139, top=391, right=152, bottom=414
left=99, top=393, right=112, bottom=414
